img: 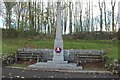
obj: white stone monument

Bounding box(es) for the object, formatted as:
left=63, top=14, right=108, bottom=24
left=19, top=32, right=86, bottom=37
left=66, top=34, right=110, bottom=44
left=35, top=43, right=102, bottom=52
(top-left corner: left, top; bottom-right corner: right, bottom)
left=48, top=2, right=67, bottom=64
left=29, top=1, right=82, bottom=70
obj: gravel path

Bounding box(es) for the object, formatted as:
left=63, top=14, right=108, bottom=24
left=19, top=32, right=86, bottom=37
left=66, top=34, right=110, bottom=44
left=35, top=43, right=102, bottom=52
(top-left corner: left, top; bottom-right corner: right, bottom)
left=1, top=67, right=119, bottom=80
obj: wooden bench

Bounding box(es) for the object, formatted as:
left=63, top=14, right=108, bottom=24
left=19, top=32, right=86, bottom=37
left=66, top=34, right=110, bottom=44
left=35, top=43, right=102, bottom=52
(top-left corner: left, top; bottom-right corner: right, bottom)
left=16, top=48, right=44, bottom=62
left=75, top=52, right=105, bottom=66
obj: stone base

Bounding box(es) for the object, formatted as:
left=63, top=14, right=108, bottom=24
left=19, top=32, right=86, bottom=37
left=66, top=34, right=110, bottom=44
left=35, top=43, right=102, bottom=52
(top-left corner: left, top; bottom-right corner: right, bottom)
left=47, top=60, right=68, bottom=64
left=28, top=61, right=82, bottom=70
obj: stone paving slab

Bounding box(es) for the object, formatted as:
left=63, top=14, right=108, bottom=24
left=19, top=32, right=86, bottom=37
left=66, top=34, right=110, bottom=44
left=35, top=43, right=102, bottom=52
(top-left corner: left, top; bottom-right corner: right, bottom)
left=6, top=66, right=113, bottom=75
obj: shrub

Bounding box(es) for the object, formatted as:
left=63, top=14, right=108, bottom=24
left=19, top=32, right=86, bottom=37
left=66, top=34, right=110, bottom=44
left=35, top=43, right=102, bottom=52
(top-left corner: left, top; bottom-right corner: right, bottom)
left=2, top=29, right=18, bottom=38
left=2, top=29, right=119, bottom=40
left=18, top=30, right=38, bottom=38
left=63, top=31, right=118, bottom=40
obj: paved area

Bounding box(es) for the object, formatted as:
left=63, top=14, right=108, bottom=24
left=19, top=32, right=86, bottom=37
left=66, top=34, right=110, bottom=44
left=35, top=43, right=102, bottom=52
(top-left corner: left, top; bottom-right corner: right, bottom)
left=1, top=67, right=119, bottom=79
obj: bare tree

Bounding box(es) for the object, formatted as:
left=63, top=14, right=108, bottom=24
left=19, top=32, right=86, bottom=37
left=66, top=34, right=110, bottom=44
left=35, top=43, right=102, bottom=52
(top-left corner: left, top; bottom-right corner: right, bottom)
left=21, top=2, right=24, bottom=30
left=91, top=1, right=94, bottom=32
left=69, top=1, right=72, bottom=34
left=51, top=1, right=56, bottom=35
left=104, top=0, right=107, bottom=32
left=37, top=2, right=40, bottom=33
left=63, top=1, right=68, bottom=34
left=98, top=0, right=103, bottom=32
left=24, top=2, right=29, bottom=31
left=34, top=2, right=37, bottom=31
left=28, top=2, right=34, bottom=31
left=84, top=1, right=89, bottom=32
left=78, top=0, right=83, bottom=32
left=41, top=0, right=44, bottom=33
left=88, top=0, right=90, bottom=32
left=4, top=1, right=16, bottom=29
left=111, top=0, right=116, bottom=33
left=107, top=10, right=112, bottom=32
left=14, top=2, right=21, bottom=30
left=73, top=1, right=77, bottom=33
left=47, top=2, right=50, bottom=34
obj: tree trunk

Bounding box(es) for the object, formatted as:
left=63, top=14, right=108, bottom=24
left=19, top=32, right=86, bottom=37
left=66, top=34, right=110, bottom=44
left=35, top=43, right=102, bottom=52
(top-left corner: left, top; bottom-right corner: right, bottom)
left=29, top=2, right=32, bottom=30
left=78, top=1, right=83, bottom=32
left=80, top=11, right=82, bottom=32
left=64, top=2, right=68, bottom=34
left=6, top=12, right=9, bottom=29
left=99, top=1, right=103, bottom=32
left=111, top=0, right=116, bottom=33
left=8, top=11, right=11, bottom=29
left=37, top=14, right=40, bottom=33
left=91, top=1, right=94, bottom=32
left=25, top=4, right=28, bottom=30
left=88, top=0, right=90, bottom=32
left=69, top=2, right=72, bottom=34
left=41, top=1, right=43, bottom=33
left=29, top=2, right=34, bottom=31
left=21, top=15, right=24, bottom=31
left=17, top=12, right=20, bottom=29
left=100, top=8, right=103, bottom=32
left=37, top=2, right=40, bottom=33
left=112, top=6, right=115, bottom=32
left=34, top=2, right=37, bottom=32
left=47, top=2, right=50, bottom=34
left=104, top=1, right=107, bottom=32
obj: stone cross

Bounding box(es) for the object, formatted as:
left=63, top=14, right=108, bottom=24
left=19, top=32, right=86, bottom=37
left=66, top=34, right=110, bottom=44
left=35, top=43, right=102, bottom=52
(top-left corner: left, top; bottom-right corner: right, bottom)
left=52, top=1, right=65, bottom=62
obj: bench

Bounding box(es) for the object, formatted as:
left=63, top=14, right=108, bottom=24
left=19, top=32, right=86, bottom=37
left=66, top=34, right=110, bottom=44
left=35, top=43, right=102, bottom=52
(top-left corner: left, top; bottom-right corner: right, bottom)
left=75, top=52, right=105, bottom=66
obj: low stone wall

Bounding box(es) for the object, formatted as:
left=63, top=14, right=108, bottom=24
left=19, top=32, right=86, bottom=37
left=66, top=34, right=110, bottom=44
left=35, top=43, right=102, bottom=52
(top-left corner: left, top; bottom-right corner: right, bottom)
left=17, top=48, right=105, bottom=62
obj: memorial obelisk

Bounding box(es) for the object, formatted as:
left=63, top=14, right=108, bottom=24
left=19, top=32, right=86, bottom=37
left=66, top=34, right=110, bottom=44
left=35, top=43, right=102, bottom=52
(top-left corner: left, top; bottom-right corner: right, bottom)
left=52, top=1, right=65, bottom=62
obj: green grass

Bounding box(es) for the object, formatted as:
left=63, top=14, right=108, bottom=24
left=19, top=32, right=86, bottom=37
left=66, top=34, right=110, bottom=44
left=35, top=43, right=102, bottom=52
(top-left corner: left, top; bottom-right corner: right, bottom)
left=85, top=67, right=107, bottom=71
left=2, top=38, right=119, bottom=60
